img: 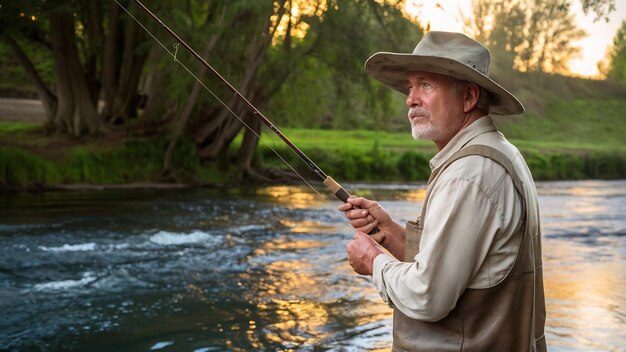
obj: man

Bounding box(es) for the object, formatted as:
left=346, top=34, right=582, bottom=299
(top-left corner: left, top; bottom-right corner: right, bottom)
left=339, top=31, right=547, bottom=351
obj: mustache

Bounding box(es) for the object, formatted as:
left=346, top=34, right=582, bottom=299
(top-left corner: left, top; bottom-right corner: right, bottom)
left=408, top=106, right=430, bottom=119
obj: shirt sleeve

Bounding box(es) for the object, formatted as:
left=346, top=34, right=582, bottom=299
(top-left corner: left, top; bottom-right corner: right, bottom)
left=371, top=175, right=505, bottom=322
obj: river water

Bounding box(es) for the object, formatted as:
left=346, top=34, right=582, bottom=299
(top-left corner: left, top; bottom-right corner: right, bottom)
left=1, top=180, right=625, bottom=351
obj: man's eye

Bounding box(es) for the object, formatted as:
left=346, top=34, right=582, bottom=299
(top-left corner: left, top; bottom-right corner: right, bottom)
left=422, top=82, right=430, bottom=88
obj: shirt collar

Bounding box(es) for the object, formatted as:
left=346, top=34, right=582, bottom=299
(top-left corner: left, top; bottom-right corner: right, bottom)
left=429, top=115, right=498, bottom=170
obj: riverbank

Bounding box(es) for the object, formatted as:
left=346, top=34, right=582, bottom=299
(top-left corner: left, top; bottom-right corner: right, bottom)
left=2, top=121, right=625, bottom=191
left=2, top=97, right=625, bottom=191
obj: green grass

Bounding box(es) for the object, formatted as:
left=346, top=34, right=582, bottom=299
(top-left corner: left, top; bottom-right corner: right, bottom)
left=0, top=121, right=42, bottom=133
left=249, top=96, right=626, bottom=182
left=250, top=127, right=626, bottom=182
left=258, top=127, right=435, bottom=154
left=498, top=99, right=626, bottom=149
left=0, top=146, right=61, bottom=187
left=0, top=136, right=227, bottom=189
left=258, top=96, right=626, bottom=158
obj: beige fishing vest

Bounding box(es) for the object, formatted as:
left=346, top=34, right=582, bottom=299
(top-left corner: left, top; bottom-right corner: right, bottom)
left=394, top=145, right=547, bottom=352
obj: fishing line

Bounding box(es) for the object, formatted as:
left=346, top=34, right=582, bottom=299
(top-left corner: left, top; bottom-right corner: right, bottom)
left=115, top=0, right=360, bottom=232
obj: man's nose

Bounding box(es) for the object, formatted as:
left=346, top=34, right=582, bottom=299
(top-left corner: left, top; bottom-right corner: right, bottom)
left=406, top=89, right=421, bottom=108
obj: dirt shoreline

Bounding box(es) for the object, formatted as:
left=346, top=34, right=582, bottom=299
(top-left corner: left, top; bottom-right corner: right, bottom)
left=0, top=98, right=47, bottom=123
left=0, top=182, right=204, bottom=192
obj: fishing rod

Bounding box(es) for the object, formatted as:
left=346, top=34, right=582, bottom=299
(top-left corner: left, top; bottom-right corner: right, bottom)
left=126, top=0, right=379, bottom=234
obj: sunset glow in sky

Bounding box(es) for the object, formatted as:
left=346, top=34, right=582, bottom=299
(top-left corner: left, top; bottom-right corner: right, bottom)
left=405, top=0, right=626, bottom=78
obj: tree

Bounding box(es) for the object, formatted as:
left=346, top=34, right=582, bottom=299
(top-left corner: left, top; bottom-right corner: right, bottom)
left=463, top=0, right=599, bottom=75
left=268, top=0, right=415, bottom=131
left=185, top=0, right=302, bottom=179
left=604, top=20, right=626, bottom=84
left=1, top=0, right=149, bottom=136
left=518, top=0, right=586, bottom=74
left=581, top=0, right=616, bottom=22
left=463, top=0, right=527, bottom=74
left=161, top=0, right=421, bottom=179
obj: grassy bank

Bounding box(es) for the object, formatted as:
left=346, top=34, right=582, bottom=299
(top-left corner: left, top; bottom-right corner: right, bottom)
left=256, top=129, right=626, bottom=182
left=2, top=128, right=624, bottom=190
left=2, top=95, right=626, bottom=190
left=0, top=122, right=228, bottom=190
left=255, top=93, right=626, bottom=181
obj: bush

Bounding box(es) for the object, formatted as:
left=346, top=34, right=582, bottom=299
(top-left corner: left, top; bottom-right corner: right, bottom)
left=523, top=150, right=626, bottom=180
left=397, top=151, right=430, bottom=181
left=0, top=147, right=60, bottom=188
left=0, top=137, right=205, bottom=188
left=583, top=153, right=626, bottom=179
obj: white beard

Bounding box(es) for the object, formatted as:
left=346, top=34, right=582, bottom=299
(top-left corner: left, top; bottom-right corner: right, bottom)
left=408, top=106, right=437, bottom=140
left=411, top=123, right=438, bottom=140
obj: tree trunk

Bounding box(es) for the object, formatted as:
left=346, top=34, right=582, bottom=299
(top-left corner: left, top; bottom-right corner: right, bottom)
left=117, top=48, right=148, bottom=122
left=141, top=48, right=167, bottom=120
left=101, top=1, right=123, bottom=122
left=195, top=29, right=270, bottom=159
left=236, top=112, right=262, bottom=178
left=193, top=1, right=284, bottom=170
left=49, top=9, right=108, bottom=136
left=111, top=17, right=148, bottom=123
left=194, top=95, right=240, bottom=150
left=197, top=108, right=244, bottom=159
left=163, top=29, right=225, bottom=174
left=163, top=71, right=204, bottom=175
left=3, top=35, right=57, bottom=123
left=82, top=0, right=104, bottom=104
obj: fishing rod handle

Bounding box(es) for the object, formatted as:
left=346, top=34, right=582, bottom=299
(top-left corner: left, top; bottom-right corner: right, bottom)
left=324, top=176, right=380, bottom=235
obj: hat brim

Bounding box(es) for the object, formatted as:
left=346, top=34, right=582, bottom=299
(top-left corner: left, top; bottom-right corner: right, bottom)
left=365, top=52, right=524, bottom=115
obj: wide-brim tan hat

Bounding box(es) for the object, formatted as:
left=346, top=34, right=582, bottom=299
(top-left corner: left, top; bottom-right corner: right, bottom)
left=365, top=31, right=524, bottom=115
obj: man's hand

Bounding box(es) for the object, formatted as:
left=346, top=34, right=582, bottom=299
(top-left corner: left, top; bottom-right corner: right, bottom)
left=346, top=231, right=383, bottom=275
left=338, top=196, right=393, bottom=244
left=340, top=196, right=406, bottom=261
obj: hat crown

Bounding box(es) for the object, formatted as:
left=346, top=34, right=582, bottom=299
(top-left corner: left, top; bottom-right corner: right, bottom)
left=413, top=31, right=491, bottom=76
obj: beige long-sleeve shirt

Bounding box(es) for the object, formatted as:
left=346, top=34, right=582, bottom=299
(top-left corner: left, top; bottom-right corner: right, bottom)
left=372, top=116, right=523, bottom=321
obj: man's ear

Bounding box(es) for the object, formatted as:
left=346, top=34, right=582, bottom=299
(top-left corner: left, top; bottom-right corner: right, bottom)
left=464, top=83, right=480, bottom=113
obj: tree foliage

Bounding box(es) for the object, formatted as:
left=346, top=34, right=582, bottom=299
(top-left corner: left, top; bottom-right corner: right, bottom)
left=605, top=20, right=626, bottom=84
left=269, top=0, right=421, bottom=131
left=580, top=0, right=616, bottom=22
left=464, top=0, right=587, bottom=75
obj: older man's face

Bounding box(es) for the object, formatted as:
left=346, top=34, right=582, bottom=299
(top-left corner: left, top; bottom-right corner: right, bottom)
left=405, top=71, right=466, bottom=149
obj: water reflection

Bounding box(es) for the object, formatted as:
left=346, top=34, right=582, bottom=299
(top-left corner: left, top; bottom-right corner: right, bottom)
left=534, top=181, right=626, bottom=351
left=395, top=188, right=427, bottom=202
left=242, top=234, right=339, bottom=348
left=543, top=239, right=626, bottom=351
left=257, top=186, right=327, bottom=208
left=278, top=219, right=335, bottom=233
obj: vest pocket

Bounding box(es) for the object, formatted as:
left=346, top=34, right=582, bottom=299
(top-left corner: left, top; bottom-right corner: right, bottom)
left=405, top=219, right=422, bottom=261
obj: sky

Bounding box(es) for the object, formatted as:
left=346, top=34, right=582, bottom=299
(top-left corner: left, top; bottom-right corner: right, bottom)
left=405, top=0, right=626, bottom=78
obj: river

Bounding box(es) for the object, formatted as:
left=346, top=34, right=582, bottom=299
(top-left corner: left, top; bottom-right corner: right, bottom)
left=1, top=180, right=625, bottom=351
